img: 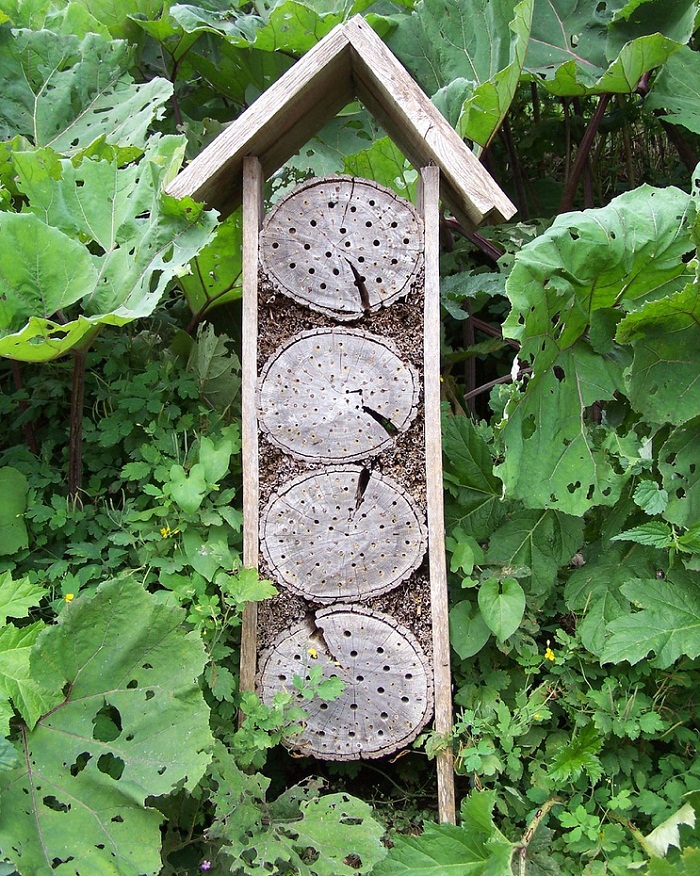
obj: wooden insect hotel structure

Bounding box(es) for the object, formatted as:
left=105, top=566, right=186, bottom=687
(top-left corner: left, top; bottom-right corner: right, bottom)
left=166, top=15, right=515, bottom=822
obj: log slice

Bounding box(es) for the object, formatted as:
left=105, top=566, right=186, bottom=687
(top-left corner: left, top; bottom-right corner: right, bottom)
left=257, top=327, right=419, bottom=463
left=258, top=605, right=433, bottom=760
left=260, top=466, right=426, bottom=602
left=259, top=175, right=424, bottom=319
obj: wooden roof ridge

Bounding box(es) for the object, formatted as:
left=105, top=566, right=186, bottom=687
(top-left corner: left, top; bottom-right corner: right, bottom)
left=165, top=15, right=516, bottom=229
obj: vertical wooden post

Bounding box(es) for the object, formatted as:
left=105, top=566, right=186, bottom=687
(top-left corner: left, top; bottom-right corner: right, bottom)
left=239, top=156, right=264, bottom=698
left=419, top=164, right=456, bottom=824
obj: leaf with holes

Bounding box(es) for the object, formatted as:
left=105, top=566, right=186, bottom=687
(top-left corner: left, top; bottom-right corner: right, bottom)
left=0, top=27, right=172, bottom=153
left=0, top=576, right=212, bottom=876
left=602, top=570, right=700, bottom=666
left=658, top=417, right=700, bottom=528
left=388, top=0, right=534, bottom=147
left=0, top=136, right=217, bottom=362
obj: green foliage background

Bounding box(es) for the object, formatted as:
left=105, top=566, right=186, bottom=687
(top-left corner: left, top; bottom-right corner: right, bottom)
left=0, top=0, right=699, bottom=874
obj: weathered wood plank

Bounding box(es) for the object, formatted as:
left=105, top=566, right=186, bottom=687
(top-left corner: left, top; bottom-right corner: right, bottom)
left=347, top=16, right=516, bottom=230
left=259, top=606, right=433, bottom=760
left=166, top=26, right=353, bottom=216
left=260, top=175, right=423, bottom=318
left=239, top=157, right=264, bottom=700
left=419, top=165, right=456, bottom=824
left=261, top=466, right=427, bottom=602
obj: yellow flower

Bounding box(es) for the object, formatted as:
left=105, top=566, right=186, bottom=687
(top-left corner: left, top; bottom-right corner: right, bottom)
left=308, top=647, right=318, bottom=659
left=544, top=647, right=555, bottom=662
left=160, top=526, right=171, bottom=538
left=65, top=593, right=74, bottom=603
left=534, top=712, right=542, bottom=720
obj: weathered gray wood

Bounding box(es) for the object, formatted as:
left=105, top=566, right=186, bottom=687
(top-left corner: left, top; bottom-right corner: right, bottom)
left=260, top=176, right=423, bottom=319
left=164, top=16, right=516, bottom=230
left=257, top=327, right=419, bottom=463
left=259, top=606, right=433, bottom=760
left=419, top=165, right=456, bottom=824
left=261, top=466, right=426, bottom=602
left=239, top=157, right=264, bottom=700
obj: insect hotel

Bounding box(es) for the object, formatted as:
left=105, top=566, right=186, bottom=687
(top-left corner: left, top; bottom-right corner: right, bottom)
left=166, top=15, right=515, bottom=822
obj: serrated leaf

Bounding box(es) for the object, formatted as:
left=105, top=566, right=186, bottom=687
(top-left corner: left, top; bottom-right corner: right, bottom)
left=0, top=467, right=29, bottom=555
left=549, top=724, right=603, bottom=783
left=0, top=27, right=172, bottom=153
left=0, top=622, right=54, bottom=730
left=485, top=509, right=583, bottom=598
left=186, top=325, right=241, bottom=413
left=443, top=415, right=504, bottom=540
left=388, top=0, right=533, bottom=147
left=611, top=521, right=673, bottom=548
left=449, top=600, right=492, bottom=659
left=343, top=136, right=417, bottom=202
left=602, top=571, right=700, bottom=666
left=0, top=571, right=44, bottom=623
left=478, top=577, right=525, bottom=641
left=634, top=480, right=669, bottom=515
left=645, top=803, right=696, bottom=857
left=0, top=577, right=212, bottom=876
left=371, top=818, right=512, bottom=875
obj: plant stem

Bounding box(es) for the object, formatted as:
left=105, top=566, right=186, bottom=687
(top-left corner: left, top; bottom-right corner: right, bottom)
left=499, top=116, right=530, bottom=219
left=559, top=94, right=611, bottom=213
left=516, top=796, right=562, bottom=875
left=68, top=350, right=87, bottom=503
left=9, top=361, right=39, bottom=455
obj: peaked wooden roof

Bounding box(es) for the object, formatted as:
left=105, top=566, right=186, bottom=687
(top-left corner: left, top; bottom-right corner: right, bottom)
left=166, top=16, right=516, bottom=230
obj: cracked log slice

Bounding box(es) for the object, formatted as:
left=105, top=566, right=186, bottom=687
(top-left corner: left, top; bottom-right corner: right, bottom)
left=257, top=327, right=419, bottom=463
left=259, top=175, right=423, bottom=319
left=259, top=606, right=433, bottom=760
left=261, top=466, right=426, bottom=602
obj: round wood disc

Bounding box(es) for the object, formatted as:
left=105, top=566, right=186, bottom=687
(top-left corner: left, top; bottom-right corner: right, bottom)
left=259, top=175, right=423, bottom=319
left=260, top=466, right=426, bottom=603
left=259, top=606, right=433, bottom=760
left=257, top=328, right=419, bottom=463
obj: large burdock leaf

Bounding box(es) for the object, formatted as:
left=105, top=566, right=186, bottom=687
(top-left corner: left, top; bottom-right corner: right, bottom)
left=0, top=577, right=213, bottom=876
left=646, top=46, right=700, bottom=135
left=0, top=26, right=172, bottom=153
left=499, top=186, right=695, bottom=513
left=0, top=136, right=217, bottom=362
left=388, top=0, right=534, bottom=147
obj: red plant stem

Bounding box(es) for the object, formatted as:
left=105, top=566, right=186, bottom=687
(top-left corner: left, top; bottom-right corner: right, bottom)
left=559, top=93, right=611, bottom=213
left=68, top=350, right=87, bottom=502
left=499, top=116, right=530, bottom=219
left=10, top=361, right=39, bottom=456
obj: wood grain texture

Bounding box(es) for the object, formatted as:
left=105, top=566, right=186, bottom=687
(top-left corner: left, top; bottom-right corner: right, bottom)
left=259, top=606, right=433, bottom=760
left=164, top=16, right=515, bottom=230
left=239, top=157, right=264, bottom=699
left=260, top=466, right=426, bottom=602
left=419, top=165, right=456, bottom=824
left=257, top=327, right=419, bottom=463
left=260, top=176, right=423, bottom=319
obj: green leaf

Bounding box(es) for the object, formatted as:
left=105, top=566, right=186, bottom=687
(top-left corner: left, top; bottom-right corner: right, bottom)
left=179, top=210, right=243, bottom=319
left=449, top=600, right=491, bottom=659
left=0, top=467, right=29, bottom=555
left=549, top=724, right=603, bottom=783
left=186, top=325, right=242, bottom=412
left=371, top=818, right=512, bottom=875
left=0, top=27, right=172, bottom=152
left=478, top=577, right=525, bottom=641
left=645, top=45, right=700, bottom=135
left=646, top=848, right=700, bottom=875
left=443, top=415, right=504, bottom=540
left=633, top=480, right=669, bottom=515
left=343, top=136, right=417, bottom=202
left=182, top=526, right=233, bottom=582
left=0, top=622, right=54, bottom=731
left=611, top=521, right=674, bottom=548
left=617, top=284, right=700, bottom=426
left=167, top=463, right=208, bottom=514
left=602, top=571, right=700, bottom=666
left=1, top=137, right=217, bottom=362
left=220, top=568, right=277, bottom=608
left=659, top=418, right=700, bottom=528
left=0, top=571, right=44, bottom=623
left=388, top=0, right=533, bottom=147
left=0, top=577, right=212, bottom=876
left=485, top=509, right=583, bottom=598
